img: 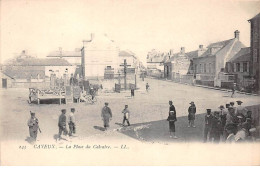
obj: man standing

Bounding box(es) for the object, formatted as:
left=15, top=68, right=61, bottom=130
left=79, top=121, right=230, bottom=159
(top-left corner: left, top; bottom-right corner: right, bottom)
left=231, top=83, right=236, bottom=98
left=210, top=111, right=222, bottom=143
left=101, top=102, right=112, bottom=130
left=168, top=100, right=177, bottom=138
left=219, top=105, right=227, bottom=141
left=188, top=101, right=196, bottom=128
left=146, top=83, right=150, bottom=92
left=236, top=100, right=248, bottom=117
left=131, top=87, right=135, bottom=98
left=68, top=108, right=76, bottom=136
left=58, top=109, right=68, bottom=140
left=27, top=111, right=40, bottom=142
left=122, top=105, right=131, bottom=126
left=204, top=109, right=213, bottom=143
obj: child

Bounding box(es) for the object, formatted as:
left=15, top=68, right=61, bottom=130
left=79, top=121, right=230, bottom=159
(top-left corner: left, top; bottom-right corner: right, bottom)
left=167, top=111, right=177, bottom=139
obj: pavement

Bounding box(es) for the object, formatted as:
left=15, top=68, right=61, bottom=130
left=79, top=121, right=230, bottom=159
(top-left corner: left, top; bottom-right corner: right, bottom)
left=1, top=76, right=260, bottom=145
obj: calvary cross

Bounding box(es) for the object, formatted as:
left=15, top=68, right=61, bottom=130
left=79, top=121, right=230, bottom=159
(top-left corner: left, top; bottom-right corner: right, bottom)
left=120, top=59, right=131, bottom=90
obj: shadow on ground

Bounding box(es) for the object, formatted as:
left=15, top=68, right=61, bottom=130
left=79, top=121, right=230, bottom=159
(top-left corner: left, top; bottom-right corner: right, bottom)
left=93, top=126, right=106, bottom=131
left=117, top=113, right=206, bottom=143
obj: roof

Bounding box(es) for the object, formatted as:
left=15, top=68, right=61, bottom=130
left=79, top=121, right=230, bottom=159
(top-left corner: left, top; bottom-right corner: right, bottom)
left=119, top=50, right=136, bottom=57
left=228, top=47, right=251, bottom=62
left=248, top=13, right=260, bottom=21
left=0, top=71, right=14, bottom=79
left=47, top=51, right=81, bottom=57
left=10, top=58, right=72, bottom=66
left=207, top=39, right=233, bottom=49
left=2, top=67, right=45, bottom=79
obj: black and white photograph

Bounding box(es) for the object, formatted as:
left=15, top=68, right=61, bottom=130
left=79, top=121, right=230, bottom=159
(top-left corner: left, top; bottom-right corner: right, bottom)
left=0, top=0, right=260, bottom=166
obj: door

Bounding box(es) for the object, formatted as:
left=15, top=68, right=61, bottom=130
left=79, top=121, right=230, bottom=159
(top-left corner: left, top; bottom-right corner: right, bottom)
left=2, top=78, right=7, bottom=88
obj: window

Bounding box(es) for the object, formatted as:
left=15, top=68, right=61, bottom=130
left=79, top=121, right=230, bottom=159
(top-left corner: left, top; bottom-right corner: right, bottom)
left=209, top=63, right=212, bottom=73
left=200, top=64, right=202, bottom=73
left=204, top=64, right=207, bottom=73
left=243, top=62, right=248, bottom=72
left=236, top=63, right=240, bottom=72
left=233, top=63, right=236, bottom=72
left=195, top=64, right=197, bottom=73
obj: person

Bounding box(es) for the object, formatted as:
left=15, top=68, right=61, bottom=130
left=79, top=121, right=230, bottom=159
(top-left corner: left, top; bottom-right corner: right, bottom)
left=101, top=102, right=112, bottom=130
left=68, top=108, right=76, bottom=136
left=131, top=87, right=135, bottom=98
left=225, top=123, right=237, bottom=143
left=27, top=111, right=40, bottom=142
left=219, top=105, right=226, bottom=140
left=230, top=102, right=235, bottom=108
left=122, top=105, right=131, bottom=126
left=234, top=122, right=250, bottom=142
left=146, top=83, right=150, bottom=92
left=58, top=109, right=68, bottom=140
left=188, top=101, right=196, bottom=128
left=231, top=83, right=236, bottom=98
left=204, top=109, right=213, bottom=143
left=70, top=73, right=75, bottom=86
left=168, top=100, right=177, bottom=138
left=210, top=111, right=222, bottom=143
left=235, top=100, right=248, bottom=117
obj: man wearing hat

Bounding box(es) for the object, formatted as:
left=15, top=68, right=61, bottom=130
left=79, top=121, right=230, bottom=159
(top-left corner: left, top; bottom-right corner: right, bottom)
left=27, top=111, right=40, bottom=142
left=68, top=108, right=76, bottom=136
left=209, top=111, right=222, bottom=143
left=188, top=101, right=196, bottom=128
left=219, top=105, right=227, bottom=139
left=58, top=109, right=68, bottom=140
left=101, top=102, right=112, bottom=130
left=235, top=100, right=248, bottom=117
left=168, top=100, right=177, bottom=138
left=122, top=105, right=131, bottom=126
left=204, top=109, right=213, bottom=142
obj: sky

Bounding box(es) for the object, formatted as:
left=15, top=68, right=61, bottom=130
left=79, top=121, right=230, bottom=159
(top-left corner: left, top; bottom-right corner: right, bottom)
left=1, top=0, right=260, bottom=65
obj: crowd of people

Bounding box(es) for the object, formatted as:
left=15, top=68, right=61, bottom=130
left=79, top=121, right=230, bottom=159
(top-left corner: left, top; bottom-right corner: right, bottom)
left=27, top=99, right=258, bottom=143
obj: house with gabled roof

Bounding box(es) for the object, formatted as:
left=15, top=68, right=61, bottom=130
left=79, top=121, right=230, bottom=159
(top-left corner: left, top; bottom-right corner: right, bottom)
left=193, top=30, right=246, bottom=87
left=164, top=45, right=206, bottom=81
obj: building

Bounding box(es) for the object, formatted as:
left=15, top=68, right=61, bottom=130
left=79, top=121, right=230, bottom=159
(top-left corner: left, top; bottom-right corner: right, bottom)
left=0, top=71, right=14, bottom=88
left=118, top=50, right=144, bottom=71
left=248, top=13, right=260, bottom=92
left=81, top=34, right=120, bottom=80
left=193, top=30, right=246, bottom=87
left=146, top=49, right=168, bottom=78
left=164, top=46, right=206, bottom=81
left=225, top=47, right=254, bottom=90
left=2, top=57, right=75, bottom=88
left=47, top=48, right=82, bottom=66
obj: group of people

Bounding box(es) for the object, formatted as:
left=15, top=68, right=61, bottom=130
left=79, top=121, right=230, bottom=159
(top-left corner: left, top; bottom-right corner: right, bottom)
left=203, top=100, right=257, bottom=143
left=27, top=98, right=257, bottom=143
left=27, top=102, right=131, bottom=142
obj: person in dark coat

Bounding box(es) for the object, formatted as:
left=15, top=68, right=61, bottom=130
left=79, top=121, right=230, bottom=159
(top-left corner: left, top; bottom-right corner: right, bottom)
left=168, top=100, right=178, bottom=138
left=27, top=111, right=40, bottom=142
left=210, top=111, right=222, bottom=143
left=146, top=83, right=150, bottom=92
left=188, top=101, right=196, bottom=128
left=58, top=109, right=68, bottom=140
left=101, top=102, right=112, bottom=130
left=130, top=87, right=135, bottom=98
left=204, top=109, right=213, bottom=143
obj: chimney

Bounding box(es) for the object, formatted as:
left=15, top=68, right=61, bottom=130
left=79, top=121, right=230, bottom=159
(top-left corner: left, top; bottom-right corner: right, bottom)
left=234, top=30, right=240, bottom=40
left=180, top=47, right=185, bottom=54
left=199, top=45, right=203, bottom=50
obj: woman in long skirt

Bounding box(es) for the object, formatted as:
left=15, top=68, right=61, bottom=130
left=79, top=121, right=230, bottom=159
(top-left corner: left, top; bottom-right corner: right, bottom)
left=167, top=111, right=178, bottom=139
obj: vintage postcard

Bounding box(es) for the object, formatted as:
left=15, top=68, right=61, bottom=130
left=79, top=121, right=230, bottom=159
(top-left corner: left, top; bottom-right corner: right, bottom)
left=0, top=0, right=260, bottom=166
